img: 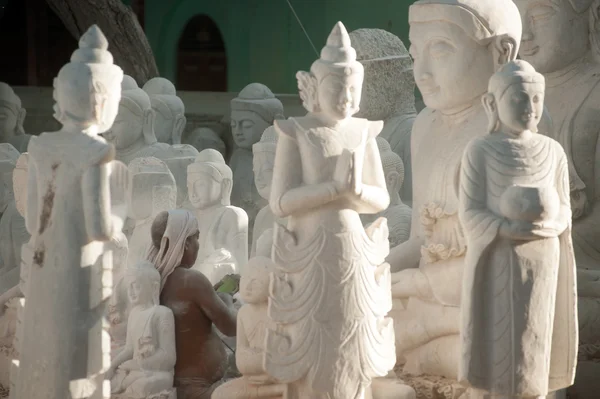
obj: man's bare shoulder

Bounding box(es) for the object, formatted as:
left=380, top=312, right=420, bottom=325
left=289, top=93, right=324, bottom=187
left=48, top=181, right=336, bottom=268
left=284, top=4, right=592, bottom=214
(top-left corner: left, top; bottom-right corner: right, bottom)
left=170, top=267, right=213, bottom=291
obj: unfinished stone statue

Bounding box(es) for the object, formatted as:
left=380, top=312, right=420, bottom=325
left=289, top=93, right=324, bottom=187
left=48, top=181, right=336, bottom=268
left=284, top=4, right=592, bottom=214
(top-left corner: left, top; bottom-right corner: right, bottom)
left=126, top=157, right=177, bottom=268
left=0, top=83, right=30, bottom=153
left=143, top=77, right=187, bottom=145
left=387, top=0, right=522, bottom=384
left=230, top=83, right=284, bottom=237
left=15, top=25, right=123, bottom=399
left=101, top=76, right=197, bottom=165
left=515, top=0, right=600, bottom=355
left=146, top=209, right=237, bottom=399
left=264, top=21, right=399, bottom=399
left=459, top=60, right=578, bottom=398
left=349, top=28, right=417, bottom=205
left=0, top=144, right=26, bottom=277
left=106, top=231, right=129, bottom=357
left=107, top=261, right=176, bottom=399
left=363, top=137, right=411, bottom=248
left=183, top=127, right=227, bottom=158
left=187, top=149, right=248, bottom=282
left=212, top=256, right=288, bottom=399
left=250, top=126, right=287, bottom=257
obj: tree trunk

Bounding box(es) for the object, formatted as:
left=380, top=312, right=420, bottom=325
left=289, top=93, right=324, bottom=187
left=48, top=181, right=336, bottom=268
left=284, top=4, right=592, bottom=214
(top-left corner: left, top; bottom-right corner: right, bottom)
left=45, top=0, right=159, bottom=86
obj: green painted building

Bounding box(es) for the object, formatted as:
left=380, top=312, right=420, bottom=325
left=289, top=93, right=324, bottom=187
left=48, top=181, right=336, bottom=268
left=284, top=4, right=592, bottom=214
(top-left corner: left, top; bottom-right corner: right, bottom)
left=140, top=0, right=413, bottom=93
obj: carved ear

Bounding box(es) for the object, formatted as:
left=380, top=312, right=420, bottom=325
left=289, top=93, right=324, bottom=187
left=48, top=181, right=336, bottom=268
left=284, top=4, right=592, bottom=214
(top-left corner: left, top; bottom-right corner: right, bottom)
left=93, top=96, right=107, bottom=125
left=386, top=171, right=400, bottom=192
left=590, top=0, right=600, bottom=62
left=296, top=70, right=319, bottom=113
left=493, top=35, right=518, bottom=67
left=142, top=108, right=157, bottom=144
left=221, top=178, right=233, bottom=204
left=482, top=93, right=500, bottom=132
left=173, top=114, right=186, bottom=145
left=17, top=108, right=26, bottom=133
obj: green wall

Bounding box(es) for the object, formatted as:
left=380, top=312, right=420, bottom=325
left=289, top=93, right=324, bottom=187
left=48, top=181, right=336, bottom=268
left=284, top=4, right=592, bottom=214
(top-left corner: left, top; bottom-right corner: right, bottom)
left=144, top=0, right=412, bottom=93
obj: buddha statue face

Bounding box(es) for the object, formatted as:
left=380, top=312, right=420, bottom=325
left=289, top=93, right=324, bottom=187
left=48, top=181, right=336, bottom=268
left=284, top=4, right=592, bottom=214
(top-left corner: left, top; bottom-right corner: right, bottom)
left=187, top=171, right=223, bottom=209
left=0, top=104, right=19, bottom=140
left=240, top=259, right=270, bottom=304
left=317, top=72, right=363, bottom=121
left=252, top=150, right=275, bottom=200
left=230, top=110, right=269, bottom=149
left=409, top=21, right=495, bottom=113
left=497, top=82, right=545, bottom=133
left=103, top=105, right=144, bottom=150
left=515, top=0, right=590, bottom=74
left=127, top=263, right=160, bottom=306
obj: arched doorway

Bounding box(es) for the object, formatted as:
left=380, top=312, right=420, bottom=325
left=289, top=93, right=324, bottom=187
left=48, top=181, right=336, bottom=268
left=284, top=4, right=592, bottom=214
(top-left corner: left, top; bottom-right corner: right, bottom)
left=176, top=15, right=227, bottom=91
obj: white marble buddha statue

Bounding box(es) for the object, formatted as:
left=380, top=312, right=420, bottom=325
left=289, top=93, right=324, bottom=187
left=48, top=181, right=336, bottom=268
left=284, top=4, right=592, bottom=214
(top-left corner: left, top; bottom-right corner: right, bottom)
left=106, top=230, right=129, bottom=357
left=101, top=76, right=197, bottom=165
left=143, top=77, right=187, bottom=145
left=362, top=137, right=411, bottom=249
left=515, top=0, right=600, bottom=350
left=0, top=83, right=30, bottom=153
left=15, top=25, right=123, bottom=399
left=264, top=21, right=403, bottom=398
left=229, top=83, right=284, bottom=238
left=349, top=29, right=417, bottom=206
left=212, top=256, right=288, bottom=399
left=108, top=261, right=176, bottom=399
left=250, top=126, right=287, bottom=257
left=387, top=0, right=522, bottom=382
left=458, top=59, right=578, bottom=399
left=187, top=149, right=248, bottom=281
left=126, top=157, right=177, bottom=268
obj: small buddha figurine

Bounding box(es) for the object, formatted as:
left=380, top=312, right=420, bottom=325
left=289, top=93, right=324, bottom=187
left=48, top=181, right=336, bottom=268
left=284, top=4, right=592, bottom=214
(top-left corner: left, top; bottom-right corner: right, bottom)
left=349, top=29, right=417, bottom=205
left=126, top=157, right=177, bottom=267
left=183, top=127, right=227, bottom=158
left=15, top=25, right=122, bottom=399
left=0, top=83, right=30, bottom=153
left=212, top=256, right=288, bottom=399
left=362, top=137, right=411, bottom=248
left=229, top=83, right=284, bottom=237
left=459, top=60, right=577, bottom=399
left=143, top=77, right=187, bottom=145
left=187, top=149, right=248, bottom=281
left=108, top=261, right=176, bottom=399
left=387, top=0, right=523, bottom=380
left=0, top=144, right=26, bottom=277
left=515, top=0, right=600, bottom=349
left=250, top=126, right=287, bottom=257
left=101, top=76, right=197, bottom=165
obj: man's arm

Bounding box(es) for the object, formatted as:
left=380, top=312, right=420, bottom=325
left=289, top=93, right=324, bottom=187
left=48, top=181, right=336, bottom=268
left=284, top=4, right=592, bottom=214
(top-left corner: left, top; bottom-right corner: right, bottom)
left=186, top=269, right=237, bottom=336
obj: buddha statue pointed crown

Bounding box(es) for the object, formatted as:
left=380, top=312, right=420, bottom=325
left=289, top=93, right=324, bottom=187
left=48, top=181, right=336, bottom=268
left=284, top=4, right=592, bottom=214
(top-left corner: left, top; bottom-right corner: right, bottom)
left=53, top=25, right=123, bottom=129
left=409, top=0, right=522, bottom=50
left=231, top=83, right=284, bottom=124
left=310, top=21, right=364, bottom=81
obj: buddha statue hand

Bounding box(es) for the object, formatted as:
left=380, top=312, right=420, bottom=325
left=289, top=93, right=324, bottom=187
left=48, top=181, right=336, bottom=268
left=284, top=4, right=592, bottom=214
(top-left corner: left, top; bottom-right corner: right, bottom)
left=333, top=148, right=362, bottom=197
left=247, top=374, right=277, bottom=385
left=499, top=218, right=565, bottom=241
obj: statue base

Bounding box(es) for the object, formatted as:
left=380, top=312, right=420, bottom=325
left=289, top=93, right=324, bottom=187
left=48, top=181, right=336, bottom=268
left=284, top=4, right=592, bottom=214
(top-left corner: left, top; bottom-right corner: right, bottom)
left=394, top=368, right=467, bottom=399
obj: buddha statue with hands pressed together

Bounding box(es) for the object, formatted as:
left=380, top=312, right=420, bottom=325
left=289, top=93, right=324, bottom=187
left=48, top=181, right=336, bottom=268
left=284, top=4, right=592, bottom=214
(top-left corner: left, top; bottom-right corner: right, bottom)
left=108, top=261, right=177, bottom=399
left=387, top=0, right=523, bottom=381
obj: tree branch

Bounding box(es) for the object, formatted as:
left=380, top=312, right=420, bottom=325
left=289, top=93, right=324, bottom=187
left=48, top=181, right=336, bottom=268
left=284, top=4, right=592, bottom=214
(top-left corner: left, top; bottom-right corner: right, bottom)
left=45, top=0, right=159, bottom=85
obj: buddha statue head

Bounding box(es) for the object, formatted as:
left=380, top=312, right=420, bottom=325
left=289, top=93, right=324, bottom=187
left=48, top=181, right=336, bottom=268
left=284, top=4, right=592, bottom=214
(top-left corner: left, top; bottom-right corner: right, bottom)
left=187, top=149, right=233, bottom=209
left=102, top=75, right=156, bottom=150
left=127, top=157, right=177, bottom=222
left=143, top=78, right=186, bottom=145
left=0, top=83, right=26, bottom=142
left=230, top=83, right=284, bottom=150
left=376, top=137, right=405, bottom=203
left=184, top=127, right=227, bottom=157
left=483, top=60, right=545, bottom=135
left=409, top=0, right=522, bottom=114
left=297, top=22, right=364, bottom=122
left=515, top=0, right=598, bottom=73
left=53, top=25, right=123, bottom=134
left=126, top=260, right=161, bottom=307
left=349, top=29, right=416, bottom=121
left=252, top=126, right=278, bottom=201
left=240, top=256, right=273, bottom=304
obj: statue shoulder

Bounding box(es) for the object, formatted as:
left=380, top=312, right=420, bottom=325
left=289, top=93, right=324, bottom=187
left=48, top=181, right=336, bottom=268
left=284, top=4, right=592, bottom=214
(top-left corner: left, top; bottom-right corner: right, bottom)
left=273, top=119, right=297, bottom=141
left=224, top=206, right=249, bottom=225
